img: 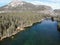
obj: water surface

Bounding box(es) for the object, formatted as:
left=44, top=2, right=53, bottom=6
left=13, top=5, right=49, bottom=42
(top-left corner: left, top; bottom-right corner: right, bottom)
left=0, top=20, right=60, bottom=45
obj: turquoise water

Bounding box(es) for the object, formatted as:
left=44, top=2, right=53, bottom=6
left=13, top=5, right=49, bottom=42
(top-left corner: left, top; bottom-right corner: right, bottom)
left=1, top=20, right=60, bottom=45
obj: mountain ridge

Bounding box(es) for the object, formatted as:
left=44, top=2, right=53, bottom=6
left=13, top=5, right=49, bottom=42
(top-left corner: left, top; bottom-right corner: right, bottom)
left=0, top=0, right=60, bottom=16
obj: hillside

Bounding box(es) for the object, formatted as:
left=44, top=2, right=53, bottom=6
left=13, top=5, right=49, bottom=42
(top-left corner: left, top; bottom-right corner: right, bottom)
left=54, top=9, right=60, bottom=15
left=0, top=0, right=59, bottom=40
left=0, top=0, right=54, bottom=15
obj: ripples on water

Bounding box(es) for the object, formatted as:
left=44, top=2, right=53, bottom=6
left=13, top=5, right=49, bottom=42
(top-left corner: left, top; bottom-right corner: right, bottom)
left=0, top=20, right=60, bottom=45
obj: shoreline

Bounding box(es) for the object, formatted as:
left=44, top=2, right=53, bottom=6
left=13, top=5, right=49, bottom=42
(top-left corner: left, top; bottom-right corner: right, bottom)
left=0, top=19, right=44, bottom=41
left=0, top=17, right=59, bottom=41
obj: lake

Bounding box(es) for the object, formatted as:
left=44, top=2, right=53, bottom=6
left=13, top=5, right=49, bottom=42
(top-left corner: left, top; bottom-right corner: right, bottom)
left=0, top=20, right=60, bottom=45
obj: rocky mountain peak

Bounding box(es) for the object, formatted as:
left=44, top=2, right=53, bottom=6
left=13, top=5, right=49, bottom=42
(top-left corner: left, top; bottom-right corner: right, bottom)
left=6, top=0, right=25, bottom=7
left=0, top=0, right=54, bottom=15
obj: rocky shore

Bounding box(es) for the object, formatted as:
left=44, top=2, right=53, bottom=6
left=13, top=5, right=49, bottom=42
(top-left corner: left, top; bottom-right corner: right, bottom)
left=0, top=18, right=44, bottom=40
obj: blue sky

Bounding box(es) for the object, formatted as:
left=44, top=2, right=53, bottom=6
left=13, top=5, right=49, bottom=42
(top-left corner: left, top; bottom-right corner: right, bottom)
left=0, top=0, right=60, bottom=9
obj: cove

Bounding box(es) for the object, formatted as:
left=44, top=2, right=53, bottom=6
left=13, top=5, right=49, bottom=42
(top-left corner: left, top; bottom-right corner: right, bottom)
left=0, top=20, right=60, bottom=45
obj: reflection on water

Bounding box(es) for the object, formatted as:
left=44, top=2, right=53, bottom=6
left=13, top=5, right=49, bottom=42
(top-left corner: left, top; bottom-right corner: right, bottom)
left=0, top=20, right=60, bottom=45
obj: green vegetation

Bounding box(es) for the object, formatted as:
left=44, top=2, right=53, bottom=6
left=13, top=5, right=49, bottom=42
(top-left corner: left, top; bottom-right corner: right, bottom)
left=0, top=11, right=49, bottom=39
left=0, top=11, right=60, bottom=40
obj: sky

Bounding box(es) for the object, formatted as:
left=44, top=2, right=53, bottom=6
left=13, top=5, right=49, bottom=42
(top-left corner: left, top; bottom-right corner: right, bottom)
left=0, top=0, right=60, bottom=9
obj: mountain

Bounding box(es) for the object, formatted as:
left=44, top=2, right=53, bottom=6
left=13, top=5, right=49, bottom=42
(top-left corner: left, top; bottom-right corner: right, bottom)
left=0, top=0, right=54, bottom=15
left=54, top=9, right=60, bottom=15
left=35, top=5, right=54, bottom=15
left=0, top=0, right=35, bottom=11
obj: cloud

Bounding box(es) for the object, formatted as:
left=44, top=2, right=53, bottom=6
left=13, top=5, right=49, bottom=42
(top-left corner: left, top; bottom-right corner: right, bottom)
left=49, top=0, right=60, bottom=2
left=30, top=0, right=60, bottom=9
left=0, top=0, right=11, bottom=3
left=0, top=0, right=5, bottom=2
left=0, top=0, right=12, bottom=7
left=0, top=0, right=60, bottom=9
